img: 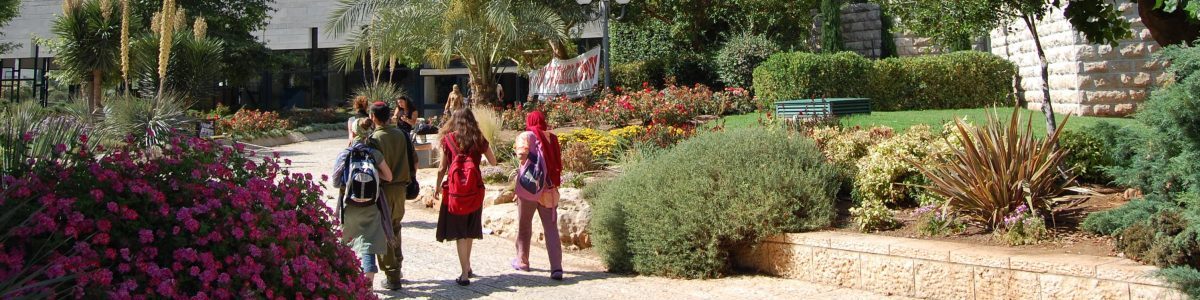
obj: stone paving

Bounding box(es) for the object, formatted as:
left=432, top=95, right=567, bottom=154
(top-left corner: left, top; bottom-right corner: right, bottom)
left=273, top=137, right=914, bottom=299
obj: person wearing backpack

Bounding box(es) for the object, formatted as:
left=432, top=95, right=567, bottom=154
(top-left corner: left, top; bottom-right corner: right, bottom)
left=510, top=111, right=565, bottom=281
left=331, top=118, right=399, bottom=289
left=433, top=107, right=497, bottom=286
left=366, top=102, right=413, bottom=290
left=347, top=96, right=370, bottom=144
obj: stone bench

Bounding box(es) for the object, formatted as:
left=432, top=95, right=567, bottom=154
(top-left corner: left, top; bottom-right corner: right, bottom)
left=734, top=231, right=1186, bottom=299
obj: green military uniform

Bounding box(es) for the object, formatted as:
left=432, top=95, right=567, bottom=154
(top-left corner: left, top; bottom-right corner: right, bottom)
left=369, top=124, right=412, bottom=283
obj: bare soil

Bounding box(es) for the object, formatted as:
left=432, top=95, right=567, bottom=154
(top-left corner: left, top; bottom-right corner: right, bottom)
left=834, top=185, right=1131, bottom=257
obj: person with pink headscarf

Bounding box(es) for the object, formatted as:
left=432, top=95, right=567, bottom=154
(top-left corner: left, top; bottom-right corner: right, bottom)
left=510, top=111, right=565, bottom=280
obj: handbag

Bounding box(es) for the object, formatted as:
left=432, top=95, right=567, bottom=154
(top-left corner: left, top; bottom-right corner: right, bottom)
left=537, top=187, right=560, bottom=209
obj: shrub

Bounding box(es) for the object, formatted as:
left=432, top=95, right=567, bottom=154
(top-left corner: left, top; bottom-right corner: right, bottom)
left=1082, top=45, right=1200, bottom=295
left=1059, top=129, right=1116, bottom=184
left=99, top=94, right=194, bottom=147
left=612, top=60, right=665, bottom=89
left=482, top=165, right=513, bottom=185
left=753, top=51, right=872, bottom=108
left=867, top=51, right=1016, bottom=111
left=560, top=128, right=620, bottom=161
left=854, top=124, right=953, bottom=207
left=219, top=109, right=292, bottom=139
left=493, top=137, right=516, bottom=164
left=352, top=82, right=406, bottom=102
left=914, top=205, right=967, bottom=236
left=589, top=128, right=840, bottom=278
left=562, top=141, right=600, bottom=173
left=997, top=204, right=1050, bottom=245
left=0, top=136, right=373, bottom=298
left=715, top=32, right=780, bottom=88
left=714, top=87, right=756, bottom=115
left=282, top=108, right=346, bottom=126
left=914, top=109, right=1069, bottom=230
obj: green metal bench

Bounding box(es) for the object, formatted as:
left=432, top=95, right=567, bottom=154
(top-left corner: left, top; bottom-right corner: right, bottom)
left=774, top=98, right=872, bottom=119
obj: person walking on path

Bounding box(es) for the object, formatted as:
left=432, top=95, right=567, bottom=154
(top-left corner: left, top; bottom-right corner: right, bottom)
left=333, top=118, right=399, bottom=288
left=347, top=96, right=370, bottom=144
left=510, top=111, right=565, bottom=280
left=367, top=102, right=414, bottom=290
left=433, top=108, right=497, bottom=286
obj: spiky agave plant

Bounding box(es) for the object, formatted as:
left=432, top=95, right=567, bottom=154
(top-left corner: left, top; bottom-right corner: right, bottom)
left=913, top=107, right=1073, bottom=230
left=0, top=101, right=94, bottom=175
left=99, top=93, right=194, bottom=147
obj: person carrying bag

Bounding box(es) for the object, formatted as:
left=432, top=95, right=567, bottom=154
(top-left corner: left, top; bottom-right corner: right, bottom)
left=510, top=111, right=565, bottom=281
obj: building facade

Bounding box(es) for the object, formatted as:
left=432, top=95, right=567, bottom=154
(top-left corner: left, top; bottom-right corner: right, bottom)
left=1, top=0, right=602, bottom=116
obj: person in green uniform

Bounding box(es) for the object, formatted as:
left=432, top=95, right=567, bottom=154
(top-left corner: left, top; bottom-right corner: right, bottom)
left=368, top=102, right=413, bottom=290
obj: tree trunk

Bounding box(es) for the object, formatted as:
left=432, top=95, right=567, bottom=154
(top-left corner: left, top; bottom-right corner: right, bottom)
left=548, top=39, right=571, bottom=60
left=91, top=70, right=104, bottom=112
left=1022, top=15, right=1057, bottom=138
left=1138, top=0, right=1200, bottom=47
left=468, top=63, right=498, bottom=106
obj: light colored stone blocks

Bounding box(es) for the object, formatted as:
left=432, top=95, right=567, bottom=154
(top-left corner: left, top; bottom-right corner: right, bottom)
left=811, top=248, right=860, bottom=288
left=859, top=255, right=914, bottom=297
left=914, top=260, right=974, bottom=299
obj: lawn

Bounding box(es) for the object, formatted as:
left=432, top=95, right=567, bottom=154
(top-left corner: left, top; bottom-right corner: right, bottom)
left=717, top=108, right=1149, bottom=137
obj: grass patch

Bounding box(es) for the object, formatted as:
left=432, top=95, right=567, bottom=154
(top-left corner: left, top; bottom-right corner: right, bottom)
left=717, top=108, right=1148, bottom=137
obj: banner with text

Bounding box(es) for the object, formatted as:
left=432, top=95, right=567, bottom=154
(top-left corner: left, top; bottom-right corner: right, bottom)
left=528, top=47, right=601, bottom=100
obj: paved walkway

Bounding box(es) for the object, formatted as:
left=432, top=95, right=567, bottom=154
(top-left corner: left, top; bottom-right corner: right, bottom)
left=273, top=137, right=912, bottom=300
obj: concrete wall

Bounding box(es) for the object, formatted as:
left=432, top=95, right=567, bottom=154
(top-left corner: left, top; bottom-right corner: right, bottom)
left=812, top=3, right=885, bottom=58
left=988, top=1, right=1165, bottom=116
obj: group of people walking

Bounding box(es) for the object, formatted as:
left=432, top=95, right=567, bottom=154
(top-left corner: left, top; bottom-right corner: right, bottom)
left=333, top=91, right=565, bottom=291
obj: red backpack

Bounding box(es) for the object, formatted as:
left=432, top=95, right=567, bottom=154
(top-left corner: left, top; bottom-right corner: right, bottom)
left=442, top=133, right=484, bottom=215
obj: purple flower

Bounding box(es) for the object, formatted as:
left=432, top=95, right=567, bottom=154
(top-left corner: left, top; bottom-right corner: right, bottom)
left=138, top=229, right=154, bottom=243
left=53, top=143, right=67, bottom=154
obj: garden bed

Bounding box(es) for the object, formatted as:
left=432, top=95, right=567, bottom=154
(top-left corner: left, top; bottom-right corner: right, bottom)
left=830, top=185, right=1131, bottom=258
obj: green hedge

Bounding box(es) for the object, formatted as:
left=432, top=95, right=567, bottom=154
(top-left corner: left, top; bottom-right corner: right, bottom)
left=752, top=51, right=872, bottom=108
left=753, top=51, right=1016, bottom=111
left=869, top=51, right=1016, bottom=111
left=612, top=60, right=665, bottom=89
left=589, top=128, right=840, bottom=278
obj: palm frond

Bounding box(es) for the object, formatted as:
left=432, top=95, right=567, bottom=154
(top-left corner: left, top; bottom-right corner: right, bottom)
left=327, top=0, right=403, bottom=36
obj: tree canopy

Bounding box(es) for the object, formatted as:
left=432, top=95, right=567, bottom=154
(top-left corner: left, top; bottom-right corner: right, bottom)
left=620, top=0, right=816, bottom=52
left=0, top=0, right=19, bottom=54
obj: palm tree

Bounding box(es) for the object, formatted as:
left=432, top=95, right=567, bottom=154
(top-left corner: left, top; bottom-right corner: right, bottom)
left=47, top=0, right=123, bottom=112
left=328, top=0, right=569, bottom=105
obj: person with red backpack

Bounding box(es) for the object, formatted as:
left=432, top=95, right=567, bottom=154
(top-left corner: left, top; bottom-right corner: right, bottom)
left=511, top=111, right=565, bottom=281
left=433, top=107, right=497, bottom=286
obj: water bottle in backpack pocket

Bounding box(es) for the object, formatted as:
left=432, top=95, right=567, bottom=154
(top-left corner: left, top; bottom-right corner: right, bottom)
left=346, top=149, right=380, bottom=207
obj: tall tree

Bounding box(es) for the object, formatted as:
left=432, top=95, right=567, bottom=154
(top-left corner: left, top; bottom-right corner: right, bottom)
left=328, top=0, right=569, bottom=105
left=619, top=0, right=814, bottom=52
left=46, top=0, right=123, bottom=111
left=820, top=0, right=843, bottom=53
left=130, top=0, right=273, bottom=85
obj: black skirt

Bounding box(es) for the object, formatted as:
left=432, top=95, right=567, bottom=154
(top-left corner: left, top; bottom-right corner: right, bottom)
left=435, top=200, right=483, bottom=242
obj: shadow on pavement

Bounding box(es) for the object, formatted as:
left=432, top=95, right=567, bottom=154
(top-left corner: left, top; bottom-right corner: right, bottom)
left=374, top=271, right=618, bottom=299
left=402, top=220, right=438, bottom=230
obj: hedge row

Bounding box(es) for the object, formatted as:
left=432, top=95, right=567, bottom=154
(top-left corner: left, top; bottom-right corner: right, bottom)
left=753, top=51, right=1016, bottom=111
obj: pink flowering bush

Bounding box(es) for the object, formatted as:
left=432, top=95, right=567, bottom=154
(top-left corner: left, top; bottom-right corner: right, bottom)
left=0, top=135, right=374, bottom=299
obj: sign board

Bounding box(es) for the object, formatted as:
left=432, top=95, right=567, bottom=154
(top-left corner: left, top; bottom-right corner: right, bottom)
left=528, top=47, right=601, bottom=100
left=197, top=119, right=216, bottom=138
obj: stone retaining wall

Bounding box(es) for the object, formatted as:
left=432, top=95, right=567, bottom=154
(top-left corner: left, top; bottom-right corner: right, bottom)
left=988, top=2, right=1165, bottom=117
left=734, top=231, right=1186, bottom=299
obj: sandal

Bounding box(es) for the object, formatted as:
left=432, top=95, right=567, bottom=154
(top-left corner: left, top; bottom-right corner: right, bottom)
left=550, top=270, right=563, bottom=281
left=455, top=275, right=470, bottom=286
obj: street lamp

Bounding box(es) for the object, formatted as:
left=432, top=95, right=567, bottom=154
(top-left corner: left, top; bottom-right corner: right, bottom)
left=577, top=0, right=630, bottom=91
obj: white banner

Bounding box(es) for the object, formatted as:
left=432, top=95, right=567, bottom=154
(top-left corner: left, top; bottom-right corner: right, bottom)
left=528, top=47, right=601, bottom=100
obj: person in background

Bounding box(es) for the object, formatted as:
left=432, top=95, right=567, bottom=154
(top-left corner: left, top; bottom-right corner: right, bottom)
left=348, top=96, right=371, bottom=144
left=510, top=111, right=565, bottom=281
left=433, top=107, right=497, bottom=286
left=443, top=85, right=465, bottom=119
left=367, top=102, right=413, bottom=290
left=393, top=95, right=419, bottom=132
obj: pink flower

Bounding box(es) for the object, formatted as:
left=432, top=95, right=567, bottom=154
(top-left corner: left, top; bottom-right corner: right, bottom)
left=139, top=229, right=155, bottom=243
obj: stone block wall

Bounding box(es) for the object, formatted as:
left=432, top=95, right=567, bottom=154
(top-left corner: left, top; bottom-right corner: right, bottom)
left=735, top=231, right=1187, bottom=299
left=989, top=1, right=1165, bottom=116
left=812, top=3, right=884, bottom=58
